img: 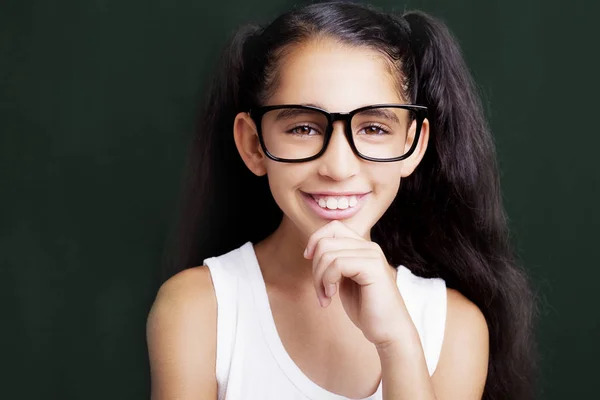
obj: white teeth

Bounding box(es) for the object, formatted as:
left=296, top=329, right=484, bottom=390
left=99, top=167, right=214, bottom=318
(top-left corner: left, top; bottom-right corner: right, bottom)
left=326, top=197, right=337, bottom=210
left=312, top=195, right=360, bottom=210
left=337, top=197, right=349, bottom=209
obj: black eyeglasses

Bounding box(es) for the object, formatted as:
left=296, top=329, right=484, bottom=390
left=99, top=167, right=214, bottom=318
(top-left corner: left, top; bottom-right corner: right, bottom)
left=248, top=104, right=427, bottom=163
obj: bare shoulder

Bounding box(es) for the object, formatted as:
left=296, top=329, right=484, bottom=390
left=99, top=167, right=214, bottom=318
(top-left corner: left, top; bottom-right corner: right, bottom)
left=431, top=288, right=489, bottom=399
left=150, top=266, right=217, bottom=315
left=445, top=288, right=489, bottom=338
left=146, top=265, right=218, bottom=400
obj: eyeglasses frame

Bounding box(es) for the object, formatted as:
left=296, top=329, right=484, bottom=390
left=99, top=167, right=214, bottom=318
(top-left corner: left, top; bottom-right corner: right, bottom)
left=248, top=104, right=428, bottom=163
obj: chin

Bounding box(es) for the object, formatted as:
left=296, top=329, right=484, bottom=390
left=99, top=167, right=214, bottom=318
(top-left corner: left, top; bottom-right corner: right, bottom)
left=303, top=215, right=371, bottom=239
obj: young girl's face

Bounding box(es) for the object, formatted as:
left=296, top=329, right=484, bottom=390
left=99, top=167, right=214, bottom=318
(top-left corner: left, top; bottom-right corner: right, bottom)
left=235, top=38, right=428, bottom=240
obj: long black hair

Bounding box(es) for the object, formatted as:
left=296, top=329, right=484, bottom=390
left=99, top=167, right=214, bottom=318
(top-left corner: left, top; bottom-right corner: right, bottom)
left=166, top=1, right=539, bottom=398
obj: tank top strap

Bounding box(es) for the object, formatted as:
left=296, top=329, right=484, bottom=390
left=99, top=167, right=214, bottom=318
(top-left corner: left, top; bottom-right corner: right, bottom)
left=203, top=248, right=245, bottom=389
left=396, top=265, right=447, bottom=376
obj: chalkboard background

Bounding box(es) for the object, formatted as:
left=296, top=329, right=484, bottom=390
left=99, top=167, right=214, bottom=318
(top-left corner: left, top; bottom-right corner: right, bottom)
left=1, top=0, right=598, bottom=398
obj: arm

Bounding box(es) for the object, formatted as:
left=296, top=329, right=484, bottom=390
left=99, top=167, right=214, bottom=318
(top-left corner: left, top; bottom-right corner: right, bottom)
left=378, top=288, right=489, bottom=400
left=146, top=266, right=218, bottom=400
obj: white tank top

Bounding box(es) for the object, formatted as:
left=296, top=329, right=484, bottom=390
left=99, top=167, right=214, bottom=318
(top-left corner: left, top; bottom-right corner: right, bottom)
left=203, top=241, right=447, bottom=400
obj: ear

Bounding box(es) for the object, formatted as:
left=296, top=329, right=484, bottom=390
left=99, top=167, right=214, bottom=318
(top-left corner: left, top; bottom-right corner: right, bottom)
left=233, top=112, right=267, bottom=176
left=400, top=117, right=430, bottom=178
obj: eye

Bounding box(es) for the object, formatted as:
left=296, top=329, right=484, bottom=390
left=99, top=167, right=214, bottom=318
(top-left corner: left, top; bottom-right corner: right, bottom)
left=287, top=125, right=321, bottom=136
left=359, top=124, right=390, bottom=135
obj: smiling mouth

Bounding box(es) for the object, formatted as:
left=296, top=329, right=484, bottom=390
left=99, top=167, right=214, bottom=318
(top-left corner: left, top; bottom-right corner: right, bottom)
left=300, top=191, right=370, bottom=219
left=309, top=194, right=360, bottom=210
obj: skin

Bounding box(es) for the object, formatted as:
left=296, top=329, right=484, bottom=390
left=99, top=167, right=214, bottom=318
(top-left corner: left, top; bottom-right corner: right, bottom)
left=147, top=37, right=489, bottom=399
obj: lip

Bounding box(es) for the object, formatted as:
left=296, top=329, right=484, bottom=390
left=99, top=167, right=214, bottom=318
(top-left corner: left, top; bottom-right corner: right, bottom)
left=304, top=191, right=370, bottom=196
left=300, top=191, right=370, bottom=220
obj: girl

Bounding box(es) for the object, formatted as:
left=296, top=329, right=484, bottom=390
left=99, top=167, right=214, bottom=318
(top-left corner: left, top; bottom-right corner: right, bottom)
left=147, top=1, right=537, bottom=399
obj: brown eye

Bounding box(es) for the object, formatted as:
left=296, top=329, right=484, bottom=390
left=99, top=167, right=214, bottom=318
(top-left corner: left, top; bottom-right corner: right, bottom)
left=360, top=125, right=389, bottom=135
left=288, top=125, right=320, bottom=136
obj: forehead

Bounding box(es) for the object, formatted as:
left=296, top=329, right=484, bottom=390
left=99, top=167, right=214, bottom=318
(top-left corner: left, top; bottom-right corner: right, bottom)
left=266, top=38, right=403, bottom=112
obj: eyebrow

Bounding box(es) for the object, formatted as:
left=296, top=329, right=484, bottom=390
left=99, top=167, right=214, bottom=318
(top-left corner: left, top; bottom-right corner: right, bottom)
left=272, top=104, right=401, bottom=124
left=356, top=108, right=400, bottom=124
left=273, top=107, right=324, bottom=121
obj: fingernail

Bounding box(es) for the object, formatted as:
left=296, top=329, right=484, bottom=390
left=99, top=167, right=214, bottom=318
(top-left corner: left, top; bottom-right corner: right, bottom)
left=326, top=283, right=336, bottom=298
left=303, top=247, right=308, bottom=258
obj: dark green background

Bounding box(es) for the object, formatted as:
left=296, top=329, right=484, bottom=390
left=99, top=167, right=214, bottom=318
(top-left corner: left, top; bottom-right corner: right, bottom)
left=1, top=0, right=597, bottom=399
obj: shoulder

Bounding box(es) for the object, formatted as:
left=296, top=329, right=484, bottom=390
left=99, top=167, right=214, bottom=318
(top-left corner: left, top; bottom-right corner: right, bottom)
left=146, top=265, right=218, bottom=399
left=151, top=265, right=217, bottom=312
left=431, top=288, right=489, bottom=397
left=445, top=288, right=489, bottom=347
left=148, top=266, right=217, bottom=336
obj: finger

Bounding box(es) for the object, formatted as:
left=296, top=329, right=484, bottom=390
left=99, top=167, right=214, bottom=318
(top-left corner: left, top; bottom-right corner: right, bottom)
left=322, top=256, right=380, bottom=291
left=317, top=256, right=381, bottom=308
left=311, top=237, right=375, bottom=271
left=304, top=220, right=362, bottom=259
left=312, top=237, right=381, bottom=272
left=313, top=249, right=380, bottom=305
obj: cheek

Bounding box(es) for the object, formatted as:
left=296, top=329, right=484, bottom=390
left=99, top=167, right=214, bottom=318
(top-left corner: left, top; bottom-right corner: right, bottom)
left=265, top=163, right=307, bottom=188
left=264, top=163, right=310, bottom=203
left=371, top=165, right=403, bottom=193
left=382, top=183, right=401, bottom=214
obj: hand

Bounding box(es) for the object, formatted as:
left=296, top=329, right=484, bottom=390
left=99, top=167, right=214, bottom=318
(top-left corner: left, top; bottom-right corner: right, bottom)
left=304, top=220, right=415, bottom=347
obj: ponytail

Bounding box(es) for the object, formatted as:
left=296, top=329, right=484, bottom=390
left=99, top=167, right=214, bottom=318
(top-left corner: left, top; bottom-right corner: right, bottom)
left=404, top=11, right=493, bottom=201
left=167, top=24, right=265, bottom=278
left=380, top=11, right=539, bottom=400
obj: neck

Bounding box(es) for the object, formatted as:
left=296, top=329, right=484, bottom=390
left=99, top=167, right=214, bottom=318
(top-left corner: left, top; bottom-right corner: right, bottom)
left=254, top=217, right=314, bottom=292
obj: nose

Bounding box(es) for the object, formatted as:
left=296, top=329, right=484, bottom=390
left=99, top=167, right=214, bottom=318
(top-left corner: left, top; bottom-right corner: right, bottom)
left=317, top=121, right=360, bottom=181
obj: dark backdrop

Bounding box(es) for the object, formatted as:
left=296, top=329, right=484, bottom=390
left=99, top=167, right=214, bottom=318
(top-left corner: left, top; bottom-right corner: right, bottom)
left=1, top=0, right=598, bottom=399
